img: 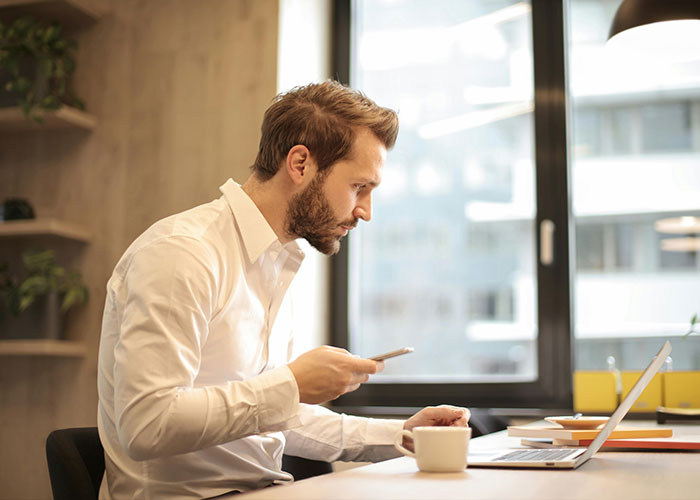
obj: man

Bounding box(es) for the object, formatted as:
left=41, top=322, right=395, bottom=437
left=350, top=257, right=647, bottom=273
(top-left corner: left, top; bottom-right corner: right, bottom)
left=97, top=81, right=469, bottom=499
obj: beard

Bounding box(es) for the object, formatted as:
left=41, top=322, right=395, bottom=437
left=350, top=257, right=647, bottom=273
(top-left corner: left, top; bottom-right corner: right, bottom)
left=285, top=173, right=356, bottom=255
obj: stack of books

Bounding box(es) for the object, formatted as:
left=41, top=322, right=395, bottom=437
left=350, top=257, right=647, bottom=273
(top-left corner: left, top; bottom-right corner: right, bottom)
left=508, top=425, right=700, bottom=450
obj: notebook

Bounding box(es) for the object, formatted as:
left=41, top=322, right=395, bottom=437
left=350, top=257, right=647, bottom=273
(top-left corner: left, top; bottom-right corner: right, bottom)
left=468, top=340, right=672, bottom=469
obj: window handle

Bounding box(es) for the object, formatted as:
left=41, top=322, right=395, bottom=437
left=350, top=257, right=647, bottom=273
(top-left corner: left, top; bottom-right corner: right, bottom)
left=540, top=219, right=555, bottom=266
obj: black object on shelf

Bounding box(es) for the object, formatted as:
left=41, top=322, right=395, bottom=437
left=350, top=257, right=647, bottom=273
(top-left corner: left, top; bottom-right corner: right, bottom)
left=1, top=198, right=35, bottom=221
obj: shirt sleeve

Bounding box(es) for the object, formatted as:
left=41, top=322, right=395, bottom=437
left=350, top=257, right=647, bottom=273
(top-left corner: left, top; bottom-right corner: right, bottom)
left=112, top=237, right=301, bottom=461
left=282, top=404, right=405, bottom=463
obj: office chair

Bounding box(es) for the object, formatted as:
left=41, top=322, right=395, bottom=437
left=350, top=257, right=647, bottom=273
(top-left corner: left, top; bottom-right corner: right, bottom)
left=45, top=426, right=331, bottom=499
left=283, top=454, right=333, bottom=480
left=46, top=427, right=105, bottom=500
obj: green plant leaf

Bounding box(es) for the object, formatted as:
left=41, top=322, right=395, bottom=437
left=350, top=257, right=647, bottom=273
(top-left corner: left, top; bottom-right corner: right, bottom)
left=684, top=313, right=699, bottom=338
left=18, top=275, right=49, bottom=296
left=17, top=274, right=51, bottom=312
left=22, top=248, right=56, bottom=273
left=43, top=25, right=60, bottom=43
left=61, top=286, right=88, bottom=311
left=18, top=294, right=35, bottom=312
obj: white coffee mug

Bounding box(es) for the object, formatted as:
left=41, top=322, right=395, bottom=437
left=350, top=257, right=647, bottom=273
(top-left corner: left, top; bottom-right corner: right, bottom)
left=394, top=426, right=471, bottom=472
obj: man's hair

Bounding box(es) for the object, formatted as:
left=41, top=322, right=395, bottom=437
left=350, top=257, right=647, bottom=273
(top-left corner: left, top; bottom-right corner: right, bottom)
left=251, top=80, right=399, bottom=180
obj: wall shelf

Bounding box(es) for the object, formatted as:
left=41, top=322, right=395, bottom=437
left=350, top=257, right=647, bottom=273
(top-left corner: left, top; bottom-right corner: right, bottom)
left=0, top=0, right=102, bottom=31
left=0, top=106, right=97, bottom=131
left=0, top=218, right=90, bottom=243
left=0, top=1, right=101, bottom=132
left=0, top=339, right=86, bottom=357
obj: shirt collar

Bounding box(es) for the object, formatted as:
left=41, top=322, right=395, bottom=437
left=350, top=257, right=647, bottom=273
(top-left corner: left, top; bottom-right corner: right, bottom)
left=219, top=179, right=304, bottom=264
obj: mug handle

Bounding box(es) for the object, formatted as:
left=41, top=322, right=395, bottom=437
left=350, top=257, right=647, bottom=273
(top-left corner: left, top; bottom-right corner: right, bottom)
left=393, top=429, right=415, bottom=457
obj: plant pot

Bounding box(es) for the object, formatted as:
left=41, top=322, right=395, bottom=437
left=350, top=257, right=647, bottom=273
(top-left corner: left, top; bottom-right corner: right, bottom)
left=0, top=291, right=63, bottom=339
left=0, top=67, right=18, bottom=107
left=0, top=58, right=48, bottom=108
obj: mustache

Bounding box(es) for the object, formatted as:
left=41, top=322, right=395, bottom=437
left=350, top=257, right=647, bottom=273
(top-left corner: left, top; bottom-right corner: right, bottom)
left=340, top=219, right=358, bottom=229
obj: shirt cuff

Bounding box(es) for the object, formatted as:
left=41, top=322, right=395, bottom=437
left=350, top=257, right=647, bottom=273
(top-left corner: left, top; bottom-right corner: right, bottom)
left=249, top=365, right=302, bottom=433
left=365, top=418, right=405, bottom=445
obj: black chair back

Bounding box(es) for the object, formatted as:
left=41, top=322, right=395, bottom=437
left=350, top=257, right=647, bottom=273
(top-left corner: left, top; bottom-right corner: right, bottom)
left=46, top=427, right=105, bottom=500
left=282, top=454, right=333, bottom=480
left=45, top=426, right=332, bottom=499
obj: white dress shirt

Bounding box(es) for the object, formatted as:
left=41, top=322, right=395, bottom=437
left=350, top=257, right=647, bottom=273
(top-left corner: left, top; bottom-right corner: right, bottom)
left=97, top=179, right=403, bottom=499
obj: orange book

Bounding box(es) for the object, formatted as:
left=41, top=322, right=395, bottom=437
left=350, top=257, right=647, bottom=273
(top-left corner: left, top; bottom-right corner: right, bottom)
left=507, top=425, right=673, bottom=440
left=522, top=437, right=700, bottom=450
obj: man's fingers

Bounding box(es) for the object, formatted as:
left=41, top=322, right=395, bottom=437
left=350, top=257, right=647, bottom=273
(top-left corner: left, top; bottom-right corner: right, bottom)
left=447, top=408, right=469, bottom=422
left=352, top=357, right=382, bottom=374
left=424, top=406, right=470, bottom=426
left=439, top=405, right=469, bottom=419
left=327, top=346, right=351, bottom=355
left=291, top=346, right=384, bottom=404
left=345, top=383, right=361, bottom=393
left=444, top=408, right=469, bottom=427
left=450, top=414, right=469, bottom=427
left=348, top=373, right=370, bottom=385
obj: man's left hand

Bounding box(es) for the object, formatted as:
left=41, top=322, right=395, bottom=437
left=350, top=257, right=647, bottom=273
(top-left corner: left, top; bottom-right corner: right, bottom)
left=402, top=405, right=470, bottom=452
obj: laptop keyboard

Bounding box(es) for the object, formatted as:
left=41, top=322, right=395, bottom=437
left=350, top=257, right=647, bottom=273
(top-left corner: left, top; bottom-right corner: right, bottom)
left=493, top=449, right=577, bottom=462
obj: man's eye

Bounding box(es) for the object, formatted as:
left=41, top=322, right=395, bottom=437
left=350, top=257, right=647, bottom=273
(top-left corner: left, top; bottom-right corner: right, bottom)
left=355, top=184, right=367, bottom=191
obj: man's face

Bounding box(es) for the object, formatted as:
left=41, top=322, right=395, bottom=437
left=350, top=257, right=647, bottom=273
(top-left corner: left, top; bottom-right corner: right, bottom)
left=285, top=128, right=386, bottom=255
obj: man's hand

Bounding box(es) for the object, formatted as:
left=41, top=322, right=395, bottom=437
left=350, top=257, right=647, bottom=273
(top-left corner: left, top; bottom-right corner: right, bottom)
left=288, top=346, right=384, bottom=404
left=402, top=405, right=470, bottom=452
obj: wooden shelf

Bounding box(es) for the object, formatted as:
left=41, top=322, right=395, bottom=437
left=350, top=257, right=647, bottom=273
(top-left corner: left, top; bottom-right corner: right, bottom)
left=0, top=106, right=97, bottom=131
left=0, top=218, right=90, bottom=242
left=0, top=339, right=86, bottom=357
left=0, top=0, right=102, bottom=31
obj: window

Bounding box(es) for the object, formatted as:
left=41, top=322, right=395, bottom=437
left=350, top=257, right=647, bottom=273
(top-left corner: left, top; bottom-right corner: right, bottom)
left=331, top=0, right=700, bottom=410
left=568, top=0, right=700, bottom=371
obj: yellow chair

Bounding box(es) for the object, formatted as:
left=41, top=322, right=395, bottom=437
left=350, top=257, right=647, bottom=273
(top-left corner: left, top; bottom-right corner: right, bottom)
left=663, top=371, right=700, bottom=408
left=573, top=371, right=618, bottom=413
left=621, top=371, right=663, bottom=412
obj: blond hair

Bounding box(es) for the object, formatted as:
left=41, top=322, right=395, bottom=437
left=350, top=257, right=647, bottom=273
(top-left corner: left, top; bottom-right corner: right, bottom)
left=251, top=80, right=399, bottom=180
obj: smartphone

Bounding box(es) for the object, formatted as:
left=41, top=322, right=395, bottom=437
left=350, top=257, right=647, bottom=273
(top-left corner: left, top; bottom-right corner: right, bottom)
left=369, top=347, right=415, bottom=361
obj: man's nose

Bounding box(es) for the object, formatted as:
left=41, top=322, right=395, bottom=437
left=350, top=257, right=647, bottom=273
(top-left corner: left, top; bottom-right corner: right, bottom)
left=353, top=196, right=372, bottom=222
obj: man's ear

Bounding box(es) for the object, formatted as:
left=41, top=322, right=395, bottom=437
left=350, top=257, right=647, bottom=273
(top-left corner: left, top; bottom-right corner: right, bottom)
left=285, top=145, right=311, bottom=185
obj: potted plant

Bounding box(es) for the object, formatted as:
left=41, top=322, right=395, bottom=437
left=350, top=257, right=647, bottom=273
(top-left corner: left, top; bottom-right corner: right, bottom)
left=0, top=248, right=88, bottom=339
left=0, top=15, right=84, bottom=121
left=687, top=314, right=699, bottom=337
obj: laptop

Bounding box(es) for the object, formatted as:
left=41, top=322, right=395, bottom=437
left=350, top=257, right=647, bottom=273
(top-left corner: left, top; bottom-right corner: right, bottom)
left=468, top=340, right=672, bottom=469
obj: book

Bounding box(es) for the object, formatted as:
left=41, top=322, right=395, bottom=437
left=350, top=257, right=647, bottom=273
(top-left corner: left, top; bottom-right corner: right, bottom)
left=521, top=437, right=700, bottom=450
left=507, top=425, right=673, bottom=440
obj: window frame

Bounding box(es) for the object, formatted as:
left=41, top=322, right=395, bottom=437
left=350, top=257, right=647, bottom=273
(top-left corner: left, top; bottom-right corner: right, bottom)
left=329, top=0, right=574, bottom=410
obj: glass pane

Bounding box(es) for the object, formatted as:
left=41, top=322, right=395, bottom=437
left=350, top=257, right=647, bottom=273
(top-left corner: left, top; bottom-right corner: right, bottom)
left=349, top=0, right=537, bottom=382
left=568, top=0, right=700, bottom=370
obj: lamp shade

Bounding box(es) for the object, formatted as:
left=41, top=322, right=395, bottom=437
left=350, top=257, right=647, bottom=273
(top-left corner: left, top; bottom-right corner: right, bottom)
left=608, top=0, right=700, bottom=41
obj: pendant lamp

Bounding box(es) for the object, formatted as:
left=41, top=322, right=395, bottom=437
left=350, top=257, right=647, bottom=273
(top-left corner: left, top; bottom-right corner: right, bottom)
left=607, top=0, right=700, bottom=61
left=609, top=0, right=700, bottom=41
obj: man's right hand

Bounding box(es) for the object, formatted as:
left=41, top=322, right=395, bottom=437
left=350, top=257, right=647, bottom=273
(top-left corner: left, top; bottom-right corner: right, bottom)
left=287, top=346, right=384, bottom=404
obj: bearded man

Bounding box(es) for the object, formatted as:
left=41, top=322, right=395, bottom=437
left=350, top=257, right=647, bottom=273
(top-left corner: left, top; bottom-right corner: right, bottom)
left=97, top=80, right=469, bottom=499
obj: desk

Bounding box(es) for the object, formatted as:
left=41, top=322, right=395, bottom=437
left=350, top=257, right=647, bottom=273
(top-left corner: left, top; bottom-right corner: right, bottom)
left=238, top=423, right=700, bottom=500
